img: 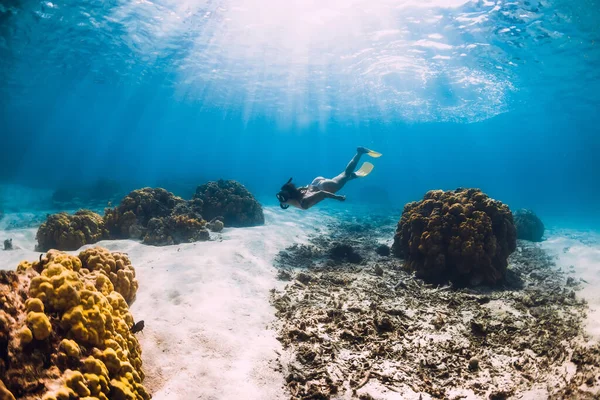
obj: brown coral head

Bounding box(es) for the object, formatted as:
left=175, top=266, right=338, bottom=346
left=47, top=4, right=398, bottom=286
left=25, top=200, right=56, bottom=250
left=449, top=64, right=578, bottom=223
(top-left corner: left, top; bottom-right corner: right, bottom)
left=392, top=188, right=516, bottom=286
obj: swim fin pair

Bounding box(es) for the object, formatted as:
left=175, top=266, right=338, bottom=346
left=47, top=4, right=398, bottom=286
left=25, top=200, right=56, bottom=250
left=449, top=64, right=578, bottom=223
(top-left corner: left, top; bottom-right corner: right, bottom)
left=354, top=147, right=381, bottom=177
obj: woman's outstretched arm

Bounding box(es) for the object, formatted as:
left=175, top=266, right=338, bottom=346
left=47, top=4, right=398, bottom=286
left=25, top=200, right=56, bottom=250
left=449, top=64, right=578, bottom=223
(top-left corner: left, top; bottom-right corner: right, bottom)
left=300, top=190, right=345, bottom=209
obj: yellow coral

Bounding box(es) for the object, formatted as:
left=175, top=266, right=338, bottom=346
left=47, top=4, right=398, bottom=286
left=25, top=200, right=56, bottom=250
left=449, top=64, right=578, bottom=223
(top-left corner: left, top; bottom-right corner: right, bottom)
left=110, top=378, right=138, bottom=400
left=26, top=297, right=44, bottom=312
left=61, top=290, right=110, bottom=347
left=6, top=248, right=149, bottom=400
left=26, top=311, right=52, bottom=340
left=36, top=210, right=108, bottom=251
left=16, top=260, right=32, bottom=273
left=78, top=247, right=138, bottom=304
left=29, top=264, right=83, bottom=312
left=17, top=325, right=33, bottom=344
left=64, top=369, right=91, bottom=397
left=59, top=339, right=81, bottom=358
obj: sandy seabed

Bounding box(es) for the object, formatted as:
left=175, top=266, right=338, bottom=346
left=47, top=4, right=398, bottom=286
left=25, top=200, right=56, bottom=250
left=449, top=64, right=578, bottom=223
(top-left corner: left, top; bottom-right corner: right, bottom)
left=1, top=206, right=599, bottom=399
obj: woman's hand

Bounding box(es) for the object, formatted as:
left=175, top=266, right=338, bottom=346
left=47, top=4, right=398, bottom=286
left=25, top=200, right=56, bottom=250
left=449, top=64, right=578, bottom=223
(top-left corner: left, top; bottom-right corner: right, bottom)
left=335, top=195, right=346, bottom=201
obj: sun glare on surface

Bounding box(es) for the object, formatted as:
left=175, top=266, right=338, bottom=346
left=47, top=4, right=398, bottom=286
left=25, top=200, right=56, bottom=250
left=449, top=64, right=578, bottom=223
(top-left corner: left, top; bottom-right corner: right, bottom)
left=103, top=0, right=551, bottom=124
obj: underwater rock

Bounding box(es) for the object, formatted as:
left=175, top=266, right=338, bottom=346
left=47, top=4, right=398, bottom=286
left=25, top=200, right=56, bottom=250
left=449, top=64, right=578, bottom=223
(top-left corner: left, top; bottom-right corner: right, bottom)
left=0, top=248, right=149, bottom=400
left=330, top=242, right=363, bottom=264
left=104, top=187, right=185, bottom=239
left=36, top=210, right=108, bottom=251
left=105, top=189, right=211, bottom=246
left=514, top=209, right=545, bottom=242
left=193, top=180, right=264, bottom=227
left=142, top=197, right=210, bottom=246
left=143, top=215, right=210, bottom=246
left=392, top=188, right=517, bottom=286
left=3, top=239, right=12, bottom=251
left=375, top=244, right=390, bottom=256
left=207, top=217, right=225, bottom=233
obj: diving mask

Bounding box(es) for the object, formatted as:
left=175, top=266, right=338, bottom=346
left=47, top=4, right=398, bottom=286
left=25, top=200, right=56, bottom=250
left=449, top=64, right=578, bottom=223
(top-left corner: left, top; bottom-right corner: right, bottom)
left=276, top=191, right=290, bottom=209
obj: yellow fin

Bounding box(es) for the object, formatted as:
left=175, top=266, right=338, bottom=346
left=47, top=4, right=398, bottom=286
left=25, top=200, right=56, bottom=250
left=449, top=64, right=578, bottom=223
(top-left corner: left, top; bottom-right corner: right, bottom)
left=366, top=149, right=382, bottom=158
left=355, top=162, right=374, bottom=177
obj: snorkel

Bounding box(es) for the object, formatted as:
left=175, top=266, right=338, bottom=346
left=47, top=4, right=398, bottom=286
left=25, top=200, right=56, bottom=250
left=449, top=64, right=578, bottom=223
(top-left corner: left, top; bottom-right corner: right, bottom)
left=277, top=177, right=293, bottom=209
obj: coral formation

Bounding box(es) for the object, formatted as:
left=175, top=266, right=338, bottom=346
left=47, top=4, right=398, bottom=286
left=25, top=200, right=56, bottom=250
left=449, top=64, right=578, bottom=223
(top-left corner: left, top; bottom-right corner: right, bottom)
left=104, top=188, right=211, bottom=246
left=392, top=188, right=517, bottom=286
left=193, top=180, right=264, bottom=227
left=104, top=187, right=185, bottom=239
left=330, top=242, right=363, bottom=264
left=0, top=248, right=148, bottom=400
left=207, top=217, right=224, bottom=233
left=514, top=209, right=545, bottom=242
left=143, top=214, right=209, bottom=246
left=36, top=210, right=108, bottom=251
left=375, top=244, right=390, bottom=256
left=78, top=247, right=139, bottom=304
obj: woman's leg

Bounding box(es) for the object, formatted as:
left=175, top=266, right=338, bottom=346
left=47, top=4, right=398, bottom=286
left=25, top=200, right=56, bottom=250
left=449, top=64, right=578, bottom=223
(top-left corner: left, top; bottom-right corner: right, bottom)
left=333, top=147, right=368, bottom=186
left=343, top=152, right=363, bottom=177
left=318, top=148, right=369, bottom=193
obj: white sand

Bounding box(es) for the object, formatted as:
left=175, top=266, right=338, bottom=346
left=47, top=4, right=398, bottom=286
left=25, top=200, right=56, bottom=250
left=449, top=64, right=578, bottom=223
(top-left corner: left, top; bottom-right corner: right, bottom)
left=0, top=207, right=332, bottom=399
left=542, top=229, right=600, bottom=340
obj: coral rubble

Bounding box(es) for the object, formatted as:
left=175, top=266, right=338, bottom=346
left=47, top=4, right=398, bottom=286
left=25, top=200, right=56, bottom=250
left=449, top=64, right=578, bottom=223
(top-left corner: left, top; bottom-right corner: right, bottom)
left=36, top=210, right=108, bottom=252
left=514, top=208, right=545, bottom=242
left=193, top=180, right=264, bottom=227
left=271, top=225, right=600, bottom=399
left=0, top=248, right=148, bottom=400
left=392, top=188, right=517, bottom=286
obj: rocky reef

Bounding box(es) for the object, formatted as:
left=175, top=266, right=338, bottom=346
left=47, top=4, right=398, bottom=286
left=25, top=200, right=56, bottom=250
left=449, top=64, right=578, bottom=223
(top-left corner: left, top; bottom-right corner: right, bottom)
left=3, top=239, right=12, bottom=251
left=36, top=210, right=108, bottom=252
left=34, top=180, right=262, bottom=250
left=142, top=200, right=210, bottom=246
left=514, top=208, right=545, bottom=242
left=0, top=248, right=148, bottom=400
left=392, top=188, right=517, bottom=286
left=104, top=190, right=210, bottom=246
left=104, top=187, right=185, bottom=240
left=193, top=180, right=264, bottom=227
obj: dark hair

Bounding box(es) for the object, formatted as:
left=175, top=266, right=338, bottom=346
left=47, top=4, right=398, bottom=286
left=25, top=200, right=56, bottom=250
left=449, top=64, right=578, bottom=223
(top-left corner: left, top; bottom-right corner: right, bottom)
left=279, top=178, right=303, bottom=201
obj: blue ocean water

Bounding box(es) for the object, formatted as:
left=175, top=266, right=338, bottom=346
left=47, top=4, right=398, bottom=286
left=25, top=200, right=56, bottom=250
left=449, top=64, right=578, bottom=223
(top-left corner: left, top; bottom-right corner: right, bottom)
left=0, top=0, right=599, bottom=228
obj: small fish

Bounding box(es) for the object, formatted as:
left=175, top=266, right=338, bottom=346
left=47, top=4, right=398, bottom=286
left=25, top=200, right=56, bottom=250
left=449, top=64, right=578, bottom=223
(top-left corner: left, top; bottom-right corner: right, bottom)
left=131, top=320, right=145, bottom=334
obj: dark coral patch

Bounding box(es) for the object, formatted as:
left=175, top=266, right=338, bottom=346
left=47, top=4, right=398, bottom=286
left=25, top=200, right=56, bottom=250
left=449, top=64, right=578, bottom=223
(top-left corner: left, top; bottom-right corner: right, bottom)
left=392, top=188, right=516, bottom=286
left=193, top=180, right=264, bottom=227
left=514, top=209, right=545, bottom=242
